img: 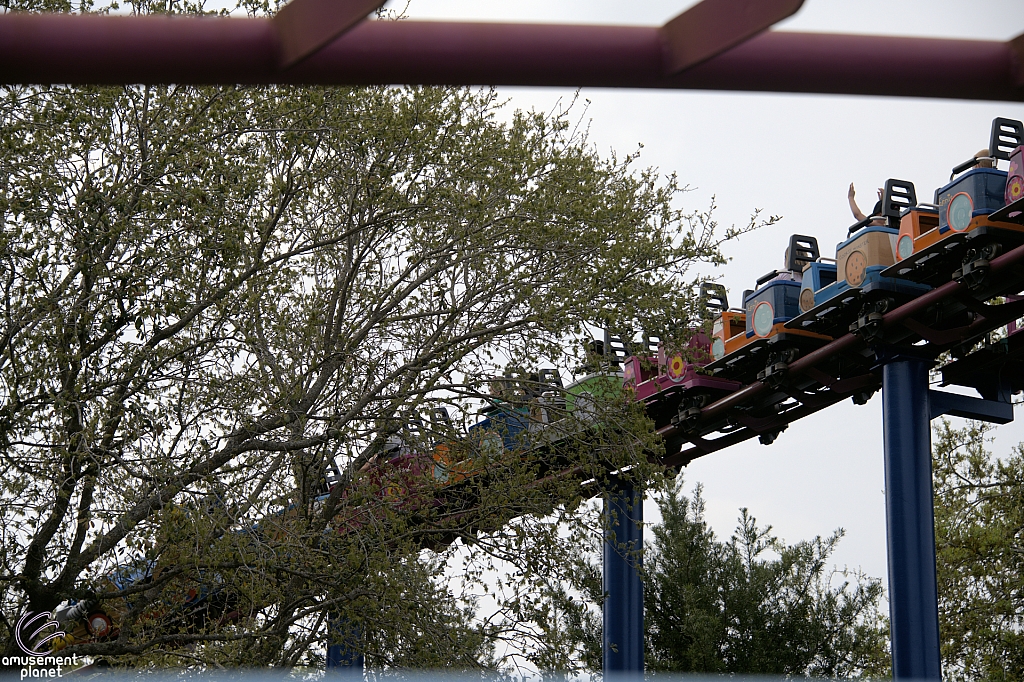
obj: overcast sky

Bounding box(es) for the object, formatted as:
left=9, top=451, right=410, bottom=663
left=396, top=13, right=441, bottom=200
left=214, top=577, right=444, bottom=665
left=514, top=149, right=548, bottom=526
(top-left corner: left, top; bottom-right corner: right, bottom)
left=399, top=0, right=1024, bottom=591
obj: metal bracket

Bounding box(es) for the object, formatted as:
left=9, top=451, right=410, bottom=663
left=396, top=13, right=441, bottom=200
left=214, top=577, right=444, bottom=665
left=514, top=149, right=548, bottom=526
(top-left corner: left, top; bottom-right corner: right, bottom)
left=274, top=0, right=386, bottom=70
left=874, top=349, right=1014, bottom=423
left=659, top=0, right=805, bottom=74
left=871, top=346, right=937, bottom=370
left=928, top=389, right=1014, bottom=424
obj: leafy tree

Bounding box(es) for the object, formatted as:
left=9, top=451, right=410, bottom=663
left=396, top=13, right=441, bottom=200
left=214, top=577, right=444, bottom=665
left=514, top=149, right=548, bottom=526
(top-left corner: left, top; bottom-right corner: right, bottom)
left=933, top=420, right=1024, bottom=681
left=0, top=71, right=753, bottom=669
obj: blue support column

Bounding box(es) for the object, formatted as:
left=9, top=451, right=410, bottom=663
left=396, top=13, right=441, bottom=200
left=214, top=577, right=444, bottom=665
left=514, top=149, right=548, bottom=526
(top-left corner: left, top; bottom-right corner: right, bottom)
left=326, top=616, right=364, bottom=676
left=603, top=480, right=643, bottom=677
left=881, top=358, right=942, bottom=681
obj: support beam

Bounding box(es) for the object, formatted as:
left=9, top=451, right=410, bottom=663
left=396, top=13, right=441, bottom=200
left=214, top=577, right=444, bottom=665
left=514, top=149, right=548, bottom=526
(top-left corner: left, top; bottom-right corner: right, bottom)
left=326, top=616, right=364, bottom=676
left=660, top=0, right=804, bottom=74
left=1011, top=31, right=1024, bottom=87
left=0, top=15, right=1022, bottom=103
left=881, top=359, right=942, bottom=681
left=273, top=0, right=386, bottom=69
left=603, top=481, right=643, bottom=676
left=928, top=388, right=1014, bottom=423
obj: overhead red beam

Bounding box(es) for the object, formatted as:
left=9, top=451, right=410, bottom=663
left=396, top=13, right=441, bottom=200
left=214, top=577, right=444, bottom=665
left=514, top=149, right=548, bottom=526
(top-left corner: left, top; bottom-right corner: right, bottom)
left=273, top=0, right=385, bottom=69
left=0, top=14, right=1022, bottom=102
left=660, top=0, right=805, bottom=73
left=1012, top=31, right=1024, bottom=87
left=0, top=13, right=280, bottom=80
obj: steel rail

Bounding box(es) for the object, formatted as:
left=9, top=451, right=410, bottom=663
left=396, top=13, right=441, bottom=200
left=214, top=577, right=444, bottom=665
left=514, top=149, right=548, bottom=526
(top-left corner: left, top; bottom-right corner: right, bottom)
left=0, top=15, right=1022, bottom=102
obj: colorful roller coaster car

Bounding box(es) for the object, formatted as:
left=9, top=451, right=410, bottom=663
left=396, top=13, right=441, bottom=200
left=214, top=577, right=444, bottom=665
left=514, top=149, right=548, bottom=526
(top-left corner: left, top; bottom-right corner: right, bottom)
left=469, top=377, right=533, bottom=447
left=352, top=408, right=465, bottom=489
left=329, top=416, right=452, bottom=542
left=706, top=235, right=832, bottom=385
left=369, top=368, right=566, bottom=493
left=884, top=117, right=1024, bottom=288
left=432, top=357, right=627, bottom=484
left=706, top=280, right=749, bottom=362
left=623, top=283, right=743, bottom=430
left=444, top=370, right=568, bottom=479
left=50, top=599, right=117, bottom=650
left=527, top=369, right=567, bottom=432
left=52, top=502, right=242, bottom=652
left=626, top=281, right=719, bottom=395
left=49, top=561, right=156, bottom=650
left=786, top=179, right=931, bottom=337
left=565, top=333, right=627, bottom=422
left=351, top=399, right=499, bottom=492
left=353, top=417, right=441, bottom=499
left=378, top=421, right=445, bottom=503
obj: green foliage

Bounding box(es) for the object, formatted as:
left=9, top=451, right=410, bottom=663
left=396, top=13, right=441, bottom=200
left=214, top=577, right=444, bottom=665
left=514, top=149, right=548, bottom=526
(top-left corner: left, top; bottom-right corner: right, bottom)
left=933, top=420, right=1024, bottom=681
left=644, top=478, right=889, bottom=677
left=0, top=77, right=751, bottom=669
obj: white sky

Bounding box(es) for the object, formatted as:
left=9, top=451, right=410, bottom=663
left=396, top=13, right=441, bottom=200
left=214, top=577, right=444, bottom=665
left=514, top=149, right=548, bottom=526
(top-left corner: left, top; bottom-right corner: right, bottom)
left=402, top=0, right=1024, bottom=592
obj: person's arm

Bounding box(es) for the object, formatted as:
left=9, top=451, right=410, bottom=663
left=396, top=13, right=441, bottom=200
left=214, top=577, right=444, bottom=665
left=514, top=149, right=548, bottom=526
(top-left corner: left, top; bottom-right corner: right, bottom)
left=848, top=182, right=867, bottom=221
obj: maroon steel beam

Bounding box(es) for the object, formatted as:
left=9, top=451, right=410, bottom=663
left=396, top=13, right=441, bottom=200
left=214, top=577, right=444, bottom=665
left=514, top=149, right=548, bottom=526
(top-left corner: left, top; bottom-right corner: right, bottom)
left=1013, top=32, right=1024, bottom=88
left=273, top=0, right=386, bottom=69
left=0, top=13, right=280, bottom=82
left=660, top=0, right=804, bottom=74
left=1, top=14, right=1022, bottom=101
left=661, top=427, right=761, bottom=469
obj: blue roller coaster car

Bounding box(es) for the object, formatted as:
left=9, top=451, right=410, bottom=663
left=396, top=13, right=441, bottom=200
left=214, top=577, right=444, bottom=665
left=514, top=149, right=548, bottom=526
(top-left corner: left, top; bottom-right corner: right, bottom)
left=788, top=179, right=931, bottom=337
left=810, top=224, right=930, bottom=307
left=706, top=235, right=832, bottom=384
left=936, top=166, right=1008, bottom=232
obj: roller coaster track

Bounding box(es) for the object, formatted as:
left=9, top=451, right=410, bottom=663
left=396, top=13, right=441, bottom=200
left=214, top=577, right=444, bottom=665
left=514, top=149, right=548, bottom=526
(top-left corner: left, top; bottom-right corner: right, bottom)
left=407, top=238, right=1024, bottom=518
left=656, top=240, right=1024, bottom=469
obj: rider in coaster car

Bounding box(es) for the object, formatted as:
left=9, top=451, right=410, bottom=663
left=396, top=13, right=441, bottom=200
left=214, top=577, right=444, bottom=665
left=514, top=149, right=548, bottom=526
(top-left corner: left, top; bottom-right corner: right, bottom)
left=848, top=183, right=885, bottom=226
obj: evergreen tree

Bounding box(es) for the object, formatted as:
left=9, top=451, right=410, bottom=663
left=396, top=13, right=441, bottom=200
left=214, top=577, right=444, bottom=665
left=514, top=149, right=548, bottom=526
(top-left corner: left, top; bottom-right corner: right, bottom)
left=531, top=477, right=890, bottom=676
left=644, top=478, right=890, bottom=677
